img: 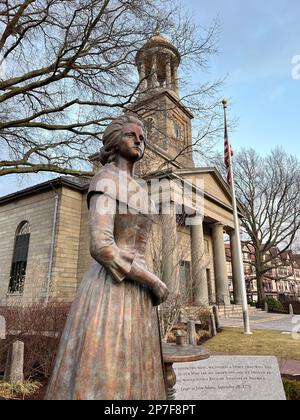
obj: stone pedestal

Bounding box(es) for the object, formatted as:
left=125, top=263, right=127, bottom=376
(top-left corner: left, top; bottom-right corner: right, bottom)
left=187, top=320, right=197, bottom=345
left=0, top=315, right=5, bottom=339
left=4, top=340, right=24, bottom=383
left=212, top=223, right=230, bottom=305
left=209, top=312, right=217, bottom=337
left=212, top=305, right=220, bottom=330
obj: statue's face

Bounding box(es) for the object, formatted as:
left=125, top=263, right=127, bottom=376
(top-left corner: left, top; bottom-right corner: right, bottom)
left=118, top=123, right=145, bottom=162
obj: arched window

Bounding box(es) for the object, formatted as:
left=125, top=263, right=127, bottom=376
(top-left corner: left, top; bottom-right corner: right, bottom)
left=8, top=221, right=31, bottom=294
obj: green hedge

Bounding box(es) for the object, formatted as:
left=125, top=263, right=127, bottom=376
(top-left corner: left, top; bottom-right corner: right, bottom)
left=261, top=298, right=284, bottom=313
left=283, top=379, right=300, bottom=400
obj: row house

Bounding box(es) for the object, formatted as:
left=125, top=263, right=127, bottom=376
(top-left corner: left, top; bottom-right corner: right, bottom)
left=226, top=243, right=300, bottom=303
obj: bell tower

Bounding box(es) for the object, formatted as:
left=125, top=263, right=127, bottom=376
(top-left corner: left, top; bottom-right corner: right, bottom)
left=131, top=32, right=195, bottom=174
left=136, top=31, right=181, bottom=96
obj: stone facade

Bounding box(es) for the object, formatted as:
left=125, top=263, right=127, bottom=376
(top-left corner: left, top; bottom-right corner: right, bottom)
left=50, top=187, right=84, bottom=301
left=0, top=189, right=57, bottom=305
left=0, top=179, right=88, bottom=305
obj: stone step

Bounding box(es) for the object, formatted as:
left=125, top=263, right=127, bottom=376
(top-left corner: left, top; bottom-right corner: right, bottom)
left=179, top=305, right=263, bottom=322
left=215, top=305, right=263, bottom=319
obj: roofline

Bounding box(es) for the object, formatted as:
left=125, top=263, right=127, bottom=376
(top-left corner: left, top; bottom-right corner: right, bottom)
left=0, top=177, right=89, bottom=205
left=178, top=167, right=245, bottom=214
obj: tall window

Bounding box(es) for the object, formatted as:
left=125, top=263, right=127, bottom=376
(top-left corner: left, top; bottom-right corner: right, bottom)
left=179, top=261, right=191, bottom=298
left=9, top=221, right=30, bottom=294
left=173, top=120, right=182, bottom=141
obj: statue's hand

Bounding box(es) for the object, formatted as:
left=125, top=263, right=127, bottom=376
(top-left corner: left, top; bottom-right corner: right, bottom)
left=126, top=261, right=169, bottom=305
left=151, top=278, right=169, bottom=306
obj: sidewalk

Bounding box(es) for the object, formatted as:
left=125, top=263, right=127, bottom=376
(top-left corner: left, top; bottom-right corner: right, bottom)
left=220, top=312, right=296, bottom=332
left=278, top=358, right=300, bottom=380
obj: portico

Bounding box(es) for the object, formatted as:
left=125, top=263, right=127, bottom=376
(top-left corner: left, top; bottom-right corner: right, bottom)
left=144, top=167, right=244, bottom=308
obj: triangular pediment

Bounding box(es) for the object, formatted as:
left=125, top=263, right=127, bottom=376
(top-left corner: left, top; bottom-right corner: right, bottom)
left=143, top=166, right=243, bottom=227
left=174, top=168, right=233, bottom=208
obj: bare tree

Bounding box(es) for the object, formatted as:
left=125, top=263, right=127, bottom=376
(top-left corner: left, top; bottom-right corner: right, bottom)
left=233, top=147, right=300, bottom=304
left=148, top=215, right=211, bottom=340
left=0, top=0, right=222, bottom=177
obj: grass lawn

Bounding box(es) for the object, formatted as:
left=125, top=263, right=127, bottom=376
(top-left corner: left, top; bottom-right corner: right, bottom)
left=204, top=328, right=300, bottom=361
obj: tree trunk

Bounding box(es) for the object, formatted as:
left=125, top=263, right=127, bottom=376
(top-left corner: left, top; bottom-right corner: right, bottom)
left=256, top=273, right=266, bottom=306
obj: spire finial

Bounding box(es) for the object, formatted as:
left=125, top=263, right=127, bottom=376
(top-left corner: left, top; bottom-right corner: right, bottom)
left=154, top=21, right=160, bottom=36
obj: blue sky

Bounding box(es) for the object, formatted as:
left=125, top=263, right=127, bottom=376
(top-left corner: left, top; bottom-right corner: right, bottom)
left=188, top=0, right=300, bottom=157
left=0, top=0, right=299, bottom=196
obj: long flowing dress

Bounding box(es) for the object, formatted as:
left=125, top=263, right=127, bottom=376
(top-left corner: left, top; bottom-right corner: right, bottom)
left=45, top=163, right=166, bottom=400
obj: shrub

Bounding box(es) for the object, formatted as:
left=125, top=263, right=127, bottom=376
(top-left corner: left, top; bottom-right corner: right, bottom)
left=283, top=379, right=300, bottom=401
left=182, top=306, right=211, bottom=330
left=261, top=298, right=284, bottom=313
left=0, top=301, right=70, bottom=380
left=196, top=329, right=211, bottom=345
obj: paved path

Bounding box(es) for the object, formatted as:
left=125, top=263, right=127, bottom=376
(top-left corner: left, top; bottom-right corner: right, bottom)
left=277, top=358, right=300, bottom=379
left=220, top=312, right=300, bottom=332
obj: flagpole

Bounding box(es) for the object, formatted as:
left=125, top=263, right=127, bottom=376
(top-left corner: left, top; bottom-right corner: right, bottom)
left=222, top=99, right=252, bottom=335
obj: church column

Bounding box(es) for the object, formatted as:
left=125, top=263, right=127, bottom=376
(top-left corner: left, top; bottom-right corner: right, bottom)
left=166, top=56, right=172, bottom=89
left=161, top=203, right=180, bottom=293
left=150, top=54, right=158, bottom=89
left=229, top=230, right=243, bottom=305
left=190, top=217, right=208, bottom=305
left=173, top=65, right=179, bottom=95
left=139, top=60, right=147, bottom=92
left=212, top=222, right=230, bottom=305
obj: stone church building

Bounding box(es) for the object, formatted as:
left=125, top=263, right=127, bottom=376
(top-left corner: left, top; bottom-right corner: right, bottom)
left=0, top=34, right=244, bottom=308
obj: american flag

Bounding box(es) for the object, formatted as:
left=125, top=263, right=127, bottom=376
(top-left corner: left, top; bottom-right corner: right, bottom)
left=224, top=109, right=233, bottom=184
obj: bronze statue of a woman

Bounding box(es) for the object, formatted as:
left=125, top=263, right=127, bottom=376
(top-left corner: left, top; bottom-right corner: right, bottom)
left=45, top=115, right=169, bottom=400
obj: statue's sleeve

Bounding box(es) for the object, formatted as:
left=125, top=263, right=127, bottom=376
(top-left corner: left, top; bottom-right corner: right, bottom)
left=87, top=173, right=135, bottom=283
left=87, top=168, right=117, bottom=210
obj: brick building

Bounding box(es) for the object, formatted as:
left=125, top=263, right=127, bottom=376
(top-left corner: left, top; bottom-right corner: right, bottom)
left=226, top=243, right=300, bottom=303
